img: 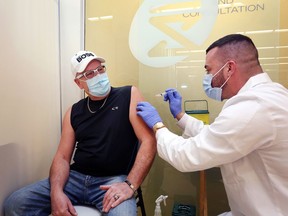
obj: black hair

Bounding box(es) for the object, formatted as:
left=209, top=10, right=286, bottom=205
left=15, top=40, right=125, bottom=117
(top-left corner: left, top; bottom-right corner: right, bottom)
left=206, top=34, right=257, bottom=54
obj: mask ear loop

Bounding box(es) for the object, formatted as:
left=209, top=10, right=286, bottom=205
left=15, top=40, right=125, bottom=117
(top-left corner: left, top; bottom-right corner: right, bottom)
left=212, top=61, right=229, bottom=78
left=220, top=74, right=231, bottom=88
left=219, top=61, right=232, bottom=88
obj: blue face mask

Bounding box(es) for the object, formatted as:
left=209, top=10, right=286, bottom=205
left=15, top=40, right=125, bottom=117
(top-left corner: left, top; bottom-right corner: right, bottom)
left=203, top=62, right=230, bottom=101
left=86, top=73, right=111, bottom=97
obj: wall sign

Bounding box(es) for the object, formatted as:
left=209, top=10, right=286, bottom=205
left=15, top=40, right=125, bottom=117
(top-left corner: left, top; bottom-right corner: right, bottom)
left=129, top=0, right=218, bottom=68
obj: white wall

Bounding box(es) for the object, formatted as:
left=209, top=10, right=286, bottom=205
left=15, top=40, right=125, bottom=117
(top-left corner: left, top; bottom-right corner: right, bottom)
left=0, top=0, right=84, bottom=214
left=59, top=0, right=85, bottom=114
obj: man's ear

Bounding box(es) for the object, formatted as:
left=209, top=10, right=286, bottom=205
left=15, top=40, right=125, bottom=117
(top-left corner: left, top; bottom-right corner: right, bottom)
left=74, top=79, right=84, bottom=89
left=228, top=61, right=236, bottom=76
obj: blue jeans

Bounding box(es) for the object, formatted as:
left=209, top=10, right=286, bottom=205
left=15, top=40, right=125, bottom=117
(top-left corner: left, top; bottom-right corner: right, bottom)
left=4, top=170, right=137, bottom=216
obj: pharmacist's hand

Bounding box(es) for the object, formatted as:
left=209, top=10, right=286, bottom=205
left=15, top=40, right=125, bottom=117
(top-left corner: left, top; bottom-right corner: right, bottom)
left=136, top=102, right=162, bottom=129
left=163, top=88, right=182, bottom=118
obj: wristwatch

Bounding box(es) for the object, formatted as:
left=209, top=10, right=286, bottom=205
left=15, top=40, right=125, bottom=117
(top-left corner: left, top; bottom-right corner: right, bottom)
left=124, top=179, right=136, bottom=193
left=153, top=122, right=166, bottom=133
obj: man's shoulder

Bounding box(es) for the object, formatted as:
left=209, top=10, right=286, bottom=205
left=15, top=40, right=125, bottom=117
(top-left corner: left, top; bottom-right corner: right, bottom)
left=71, top=97, right=86, bottom=112
left=112, top=85, right=132, bottom=91
left=74, top=97, right=86, bottom=105
left=111, top=86, right=132, bottom=95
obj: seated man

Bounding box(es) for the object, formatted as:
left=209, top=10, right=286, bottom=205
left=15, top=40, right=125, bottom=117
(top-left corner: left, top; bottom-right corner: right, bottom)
left=4, top=51, right=156, bottom=216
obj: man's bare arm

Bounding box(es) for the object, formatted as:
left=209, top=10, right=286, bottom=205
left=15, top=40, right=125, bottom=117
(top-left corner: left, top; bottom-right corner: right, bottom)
left=49, top=107, right=77, bottom=216
left=126, top=86, right=157, bottom=189
left=101, top=86, right=157, bottom=213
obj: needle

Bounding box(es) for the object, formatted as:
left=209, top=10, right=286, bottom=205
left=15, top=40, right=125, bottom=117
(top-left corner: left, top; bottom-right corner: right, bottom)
left=155, top=92, right=166, bottom=97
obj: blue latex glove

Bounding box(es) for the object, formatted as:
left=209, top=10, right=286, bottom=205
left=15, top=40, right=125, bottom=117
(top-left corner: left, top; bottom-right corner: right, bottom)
left=136, top=102, right=162, bottom=129
left=163, top=88, right=182, bottom=118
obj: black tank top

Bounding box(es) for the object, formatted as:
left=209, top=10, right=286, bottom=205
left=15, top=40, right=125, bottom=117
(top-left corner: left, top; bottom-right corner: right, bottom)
left=70, top=86, right=138, bottom=176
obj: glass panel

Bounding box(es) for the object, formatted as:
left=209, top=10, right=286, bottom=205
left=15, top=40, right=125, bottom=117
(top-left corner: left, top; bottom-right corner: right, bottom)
left=85, top=0, right=287, bottom=215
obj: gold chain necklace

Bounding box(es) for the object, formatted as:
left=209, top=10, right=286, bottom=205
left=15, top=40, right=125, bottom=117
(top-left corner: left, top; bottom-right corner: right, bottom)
left=87, top=96, right=108, bottom=114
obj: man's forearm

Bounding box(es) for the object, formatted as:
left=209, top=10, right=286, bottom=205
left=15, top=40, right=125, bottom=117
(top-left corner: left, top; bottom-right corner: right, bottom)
left=126, top=139, right=156, bottom=190
left=49, top=157, right=70, bottom=193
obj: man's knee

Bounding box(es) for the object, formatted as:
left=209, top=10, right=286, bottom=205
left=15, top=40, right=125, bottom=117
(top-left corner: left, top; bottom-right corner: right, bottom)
left=3, top=180, right=50, bottom=215
left=107, top=198, right=137, bottom=216
left=3, top=190, right=22, bottom=215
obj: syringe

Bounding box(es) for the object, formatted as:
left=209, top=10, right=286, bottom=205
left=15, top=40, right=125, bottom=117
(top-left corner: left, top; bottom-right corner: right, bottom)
left=155, top=92, right=166, bottom=97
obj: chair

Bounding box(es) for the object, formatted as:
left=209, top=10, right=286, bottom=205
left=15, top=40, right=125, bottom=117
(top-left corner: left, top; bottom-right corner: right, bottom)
left=73, top=205, right=101, bottom=216
left=136, top=187, right=146, bottom=216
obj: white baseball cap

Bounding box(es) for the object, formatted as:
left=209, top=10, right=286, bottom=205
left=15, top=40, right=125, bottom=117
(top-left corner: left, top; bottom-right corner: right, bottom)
left=71, top=51, right=105, bottom=76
